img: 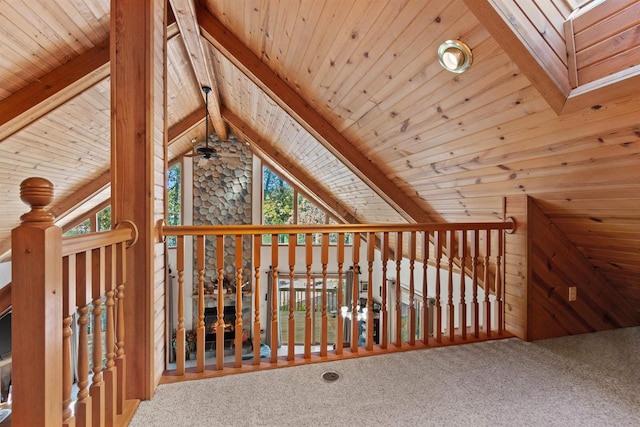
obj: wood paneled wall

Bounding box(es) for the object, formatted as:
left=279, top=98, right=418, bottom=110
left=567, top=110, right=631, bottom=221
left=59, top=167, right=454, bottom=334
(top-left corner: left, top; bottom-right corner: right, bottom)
left=504, top=195, right=528, bottom=340
left=504, top=195, right=640, bottom=341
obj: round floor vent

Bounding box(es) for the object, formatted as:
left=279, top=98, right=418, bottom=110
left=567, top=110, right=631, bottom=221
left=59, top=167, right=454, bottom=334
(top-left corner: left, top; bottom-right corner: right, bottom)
left=321, top=371, right=340, bottom=382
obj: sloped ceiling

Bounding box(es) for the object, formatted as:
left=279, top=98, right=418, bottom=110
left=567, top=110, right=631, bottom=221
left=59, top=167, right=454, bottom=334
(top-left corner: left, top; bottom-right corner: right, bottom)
left=0, top=0, right=639, bottom=309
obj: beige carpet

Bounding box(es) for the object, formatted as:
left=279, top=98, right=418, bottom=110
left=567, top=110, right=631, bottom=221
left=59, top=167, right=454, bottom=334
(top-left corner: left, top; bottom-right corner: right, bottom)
left=131, top=327, right=640, bottom=426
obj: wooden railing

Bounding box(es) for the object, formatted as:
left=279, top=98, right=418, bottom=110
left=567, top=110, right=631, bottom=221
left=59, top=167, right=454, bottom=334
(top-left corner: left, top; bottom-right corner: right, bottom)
left=10, top=177, right=138, bottom=426
left=158, top=219, right=515, bottom=381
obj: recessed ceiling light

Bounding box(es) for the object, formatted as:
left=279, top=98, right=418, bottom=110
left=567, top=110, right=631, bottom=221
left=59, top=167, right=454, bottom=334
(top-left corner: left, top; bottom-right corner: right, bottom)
left=438, top=40, right=473, bottom=73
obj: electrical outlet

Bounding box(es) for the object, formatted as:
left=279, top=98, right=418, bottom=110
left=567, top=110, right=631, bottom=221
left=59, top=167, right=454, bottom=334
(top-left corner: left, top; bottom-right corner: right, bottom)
left=568, top=286, right=577, bottom=302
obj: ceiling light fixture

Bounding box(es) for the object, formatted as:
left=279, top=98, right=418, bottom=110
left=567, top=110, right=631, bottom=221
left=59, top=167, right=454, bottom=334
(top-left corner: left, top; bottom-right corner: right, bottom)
left=438, top=40, right=473, bottom=73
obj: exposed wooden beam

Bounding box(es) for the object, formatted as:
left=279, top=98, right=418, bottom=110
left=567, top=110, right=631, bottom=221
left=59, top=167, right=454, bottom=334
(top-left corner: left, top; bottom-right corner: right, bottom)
left=222, top=107, right=357, bottom=225
left=197, top=5, right=434, bottom=224
left=0, top=21, right=180, bottom=145
left=170, top=0, right=227, bottom=140
left=0, top=41, right=110, bottom=143
left=463, top=0, right=569, bottom=114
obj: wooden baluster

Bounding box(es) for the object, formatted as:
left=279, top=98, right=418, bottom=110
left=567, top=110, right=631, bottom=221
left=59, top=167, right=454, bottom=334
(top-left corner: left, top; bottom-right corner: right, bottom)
left=104, top=244, right=117, bottom=426
left=394, top=232, right=402, bottom=347
left=62, top=255, right=76, bottom=427
left=447, top=230, right=456, bottom=341
left=351, top=233, right=360, bottom=353
left=336, top=233, right=344, bottom=355
left=484, top=230, right=492, bottom=337
left=235, top=235, right=244, bottom=367
left=176, top=236, right=185, bottom=374
left=196, top=235, right=205, bottom=372
left=77, top=305, right=92, bottom=427
left=471, top=231, right=480, bottom=338
left=253, top=234, right=262, bottom=364
left=496, top=229, right=504, bottom=336
left=422, top=231, right=430, bottom=345
left=380, top=232, right=389, bottom=349
left=11, top=177, right=63, bottom=426
left=304, top=233, right=312, bottom=359
left=434, top=231, right=443, bottom=343
left=90, top=247, right=106, bottom=427
left=76, top=251, right=92, bottom=426
left=320, top=234, right=329, bottom=356
left=366, top=232, right=375, bottom=351
left=270, top=235, right=279, bottom=364
left=459, top=230, right=468, bottom=340
left=216, top=235, right=225, bottom=370
left=408, top=231, right=416, bottom=346
left=288, top=234, right=296, bottom=361
left=115, top=241, right=126, bottom=415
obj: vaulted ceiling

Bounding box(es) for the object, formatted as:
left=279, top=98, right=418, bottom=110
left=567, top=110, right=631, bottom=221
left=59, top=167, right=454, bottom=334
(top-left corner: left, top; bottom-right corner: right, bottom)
left=1, top=1, right=639, bottom=308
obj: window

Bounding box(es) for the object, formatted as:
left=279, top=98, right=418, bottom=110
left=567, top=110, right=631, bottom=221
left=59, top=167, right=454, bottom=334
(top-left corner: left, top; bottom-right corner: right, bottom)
left=166, top=162, right=182, bottom=247
left=97, top=205, right=111, bottom=231
left=261, top=165, right=352, bottom=246
left=262, top=166, right=293, bottom=244
left=296, top=194, right=324, bottom=245
left=64, top=219, right=91, bottom=236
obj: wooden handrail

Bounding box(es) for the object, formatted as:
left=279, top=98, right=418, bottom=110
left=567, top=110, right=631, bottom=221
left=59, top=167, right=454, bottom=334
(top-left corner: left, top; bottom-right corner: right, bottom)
left=62, top=228, right=134, bottom=256
left=158, top=220, right=515, bottom=237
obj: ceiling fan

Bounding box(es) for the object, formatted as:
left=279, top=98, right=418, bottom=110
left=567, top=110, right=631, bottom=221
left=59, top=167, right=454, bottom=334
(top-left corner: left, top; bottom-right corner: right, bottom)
left=183, top=86, right=221, bottom=160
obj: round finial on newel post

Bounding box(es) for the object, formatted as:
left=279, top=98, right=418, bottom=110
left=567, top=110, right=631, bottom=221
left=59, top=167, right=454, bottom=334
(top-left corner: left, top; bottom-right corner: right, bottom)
left=20, top=177, right=55, bottom=224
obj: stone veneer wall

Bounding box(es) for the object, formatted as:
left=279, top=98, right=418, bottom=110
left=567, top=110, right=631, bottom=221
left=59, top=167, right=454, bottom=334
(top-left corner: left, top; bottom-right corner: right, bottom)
left=192, top=133, right=252, bottom=293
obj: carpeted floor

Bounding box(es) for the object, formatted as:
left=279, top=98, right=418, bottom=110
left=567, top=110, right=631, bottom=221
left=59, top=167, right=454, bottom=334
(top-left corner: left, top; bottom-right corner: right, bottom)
left=130, top=327, right=640, bottom=426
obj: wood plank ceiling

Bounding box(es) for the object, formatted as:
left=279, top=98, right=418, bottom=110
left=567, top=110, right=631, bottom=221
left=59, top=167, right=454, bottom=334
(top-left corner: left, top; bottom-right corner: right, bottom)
left=0, top=1, right=639, bottom=310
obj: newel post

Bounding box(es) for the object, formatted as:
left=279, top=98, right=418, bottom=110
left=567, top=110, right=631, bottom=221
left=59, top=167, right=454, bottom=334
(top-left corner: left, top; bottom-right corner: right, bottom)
left=11, top=177, right=63, bottom=426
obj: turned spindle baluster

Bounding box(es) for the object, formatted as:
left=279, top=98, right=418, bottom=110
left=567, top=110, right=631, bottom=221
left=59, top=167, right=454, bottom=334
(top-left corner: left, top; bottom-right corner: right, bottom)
left=115, top=241, right=127, bottom=414
left=320, top=235, right=329, bottom=357
left=458, top=230, right=468, bottom=340
left=253, top=234, right=262, bottom=364
left=216, top=235, right=225, bottom=370
left=104, top=243, right=118, bottom=426
left=76, top=304, right=92, bottom=425
left=471, top=231, right=480, bottom=338
left=408, top=231, right=416, bottom=346
left=446, top=231, right=456, bottom=341
left=270, top=236, right=279, bottom=364
left=380, top=232, right=389, bottom=349
left=366, top=232, right=375, bottom=351
left=394, top=232, right=402, bottom=347
left=351, top=234, right=361, bottom=353
left=484, top=230, right=492, bottom=337
left=176, top=236, right=185, bottom=374
left=235, top=235, right=244, bottom=368
left=196, top=235, right=205, bottom=372
left=75, top=251, right=92, bottom=425
left=434, top=231, right=443, bottom=343
left=422, top=231, right=430, bottom=345
left=336, top=233, right=344, bottom=355
left=305, top=234, right=313, bottom=359
left=90, top=247, right=106, bottom=425
left=496, top=230, right=504, bottom=336
left=288, top=234, right=296, bottom=361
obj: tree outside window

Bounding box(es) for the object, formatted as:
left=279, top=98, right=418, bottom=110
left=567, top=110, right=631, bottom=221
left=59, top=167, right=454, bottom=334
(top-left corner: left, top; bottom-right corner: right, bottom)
left=167, top=162, right=181, bottom=247
left=261, top=165, right=352, bottom=246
